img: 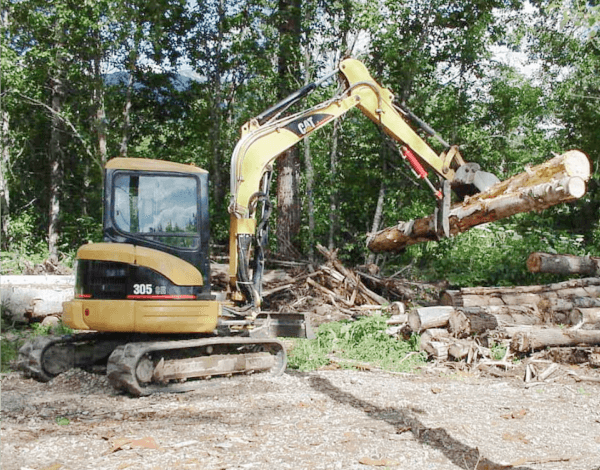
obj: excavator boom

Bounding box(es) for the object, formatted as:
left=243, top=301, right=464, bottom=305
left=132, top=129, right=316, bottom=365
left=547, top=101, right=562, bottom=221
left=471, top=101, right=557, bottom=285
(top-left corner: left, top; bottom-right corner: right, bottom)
left=227, top=58, right=500, bottom=304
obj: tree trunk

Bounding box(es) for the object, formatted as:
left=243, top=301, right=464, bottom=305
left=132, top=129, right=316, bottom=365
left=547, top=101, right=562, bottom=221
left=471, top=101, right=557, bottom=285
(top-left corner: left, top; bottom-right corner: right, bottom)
left=92, top=31, right=107, bottom=170
left=305, top=133, right=315, bottom=261
left=441, top=277, right=600, bottom=308
left=48, top=20, right=65, bottom=263
left=302, top=9, right=315, bottom=262
left=368, top=150, right=591, bottom=252
left=119, top=67, right=134, bottom=158
left=366, top=141, right=387, bottom=265
left=527, top=252, right=600, bottom=276
left=0, top=6, right=9, bottom=250
left=209, top=0, right=225, bottom=211
left=119, top=30, right=141, bottom=158
left=1, top=107, right=10, bottom=250
left=275, top=0, right=302, bottom=258
left=276, top=149, right=301, bottom=257
left=328, top=119, right=340, bottom=251
left=447, top=305, right=579, bottom=337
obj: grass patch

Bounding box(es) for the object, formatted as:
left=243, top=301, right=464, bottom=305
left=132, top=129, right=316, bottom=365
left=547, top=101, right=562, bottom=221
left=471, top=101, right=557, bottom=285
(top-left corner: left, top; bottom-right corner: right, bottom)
left=1, top=308, right=24, bottom=372
left=1, top=313, right=74, bottom=373
left=288, top=315, right=426, bottom=372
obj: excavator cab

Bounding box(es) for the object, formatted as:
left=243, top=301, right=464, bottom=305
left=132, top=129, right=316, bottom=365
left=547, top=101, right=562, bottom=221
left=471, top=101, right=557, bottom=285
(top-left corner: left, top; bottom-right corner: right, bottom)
left=102, top=158, right=213, bottom=294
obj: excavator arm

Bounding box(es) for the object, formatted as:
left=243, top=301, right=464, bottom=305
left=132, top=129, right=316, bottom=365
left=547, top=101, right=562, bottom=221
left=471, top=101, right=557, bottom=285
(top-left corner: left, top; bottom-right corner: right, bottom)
left=228, top=58, right=498, bottom=305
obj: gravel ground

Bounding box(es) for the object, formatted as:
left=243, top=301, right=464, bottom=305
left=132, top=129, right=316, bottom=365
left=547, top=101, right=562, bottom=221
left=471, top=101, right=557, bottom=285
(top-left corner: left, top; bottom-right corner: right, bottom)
left=2, top=367, right=600, bottom=470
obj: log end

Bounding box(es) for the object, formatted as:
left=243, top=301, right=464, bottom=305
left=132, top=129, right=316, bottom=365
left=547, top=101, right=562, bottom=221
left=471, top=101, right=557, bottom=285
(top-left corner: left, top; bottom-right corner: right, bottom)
left=563, top=150, right=592, bottom=180
left=565, top=176, right=586, bottom=199
left=526, top=253, right=542, bottom=273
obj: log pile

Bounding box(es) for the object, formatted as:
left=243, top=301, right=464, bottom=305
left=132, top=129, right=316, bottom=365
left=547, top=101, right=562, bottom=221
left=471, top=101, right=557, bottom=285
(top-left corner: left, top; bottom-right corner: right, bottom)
left=400, top=276, right=600, bottom=380
left=214, top=244, right=600, bottom=381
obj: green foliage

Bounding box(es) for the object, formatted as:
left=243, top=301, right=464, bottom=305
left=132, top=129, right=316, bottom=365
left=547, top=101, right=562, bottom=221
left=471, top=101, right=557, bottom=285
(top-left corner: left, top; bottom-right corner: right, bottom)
left=5, top=208, right=48, bottom=256
left=287, top=315, right=426, bottom=372
left=0, top=341, right=19, bottom=373
left=490, top=342, right=508, bottom=361
left=31, top=321, right=73, bottom=337
left=1, top=310, right=26, bottom=373
left=3, top=0, right=598, bottom=292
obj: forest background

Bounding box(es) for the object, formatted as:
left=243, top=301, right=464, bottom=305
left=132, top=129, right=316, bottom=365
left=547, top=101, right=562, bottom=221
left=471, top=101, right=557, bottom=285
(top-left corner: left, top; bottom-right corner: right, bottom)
left=2, top=0, right=600, bottom=288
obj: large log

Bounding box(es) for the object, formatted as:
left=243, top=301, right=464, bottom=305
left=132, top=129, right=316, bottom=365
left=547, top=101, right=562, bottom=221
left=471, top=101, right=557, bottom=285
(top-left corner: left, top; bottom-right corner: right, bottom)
left=1, top=275, right=75, bottom=323
left=527, top=252, right=600, bottom=276
left=447, top=305, right=579, bottom=337
left=368, top=150, right=591, bottom=252
left=508, top=326, right=600, bottom=352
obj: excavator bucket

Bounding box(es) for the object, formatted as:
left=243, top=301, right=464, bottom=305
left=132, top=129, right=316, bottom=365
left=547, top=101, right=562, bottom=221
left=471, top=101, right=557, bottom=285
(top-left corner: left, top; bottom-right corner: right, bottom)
left=451, top=162, right=500, bottom=199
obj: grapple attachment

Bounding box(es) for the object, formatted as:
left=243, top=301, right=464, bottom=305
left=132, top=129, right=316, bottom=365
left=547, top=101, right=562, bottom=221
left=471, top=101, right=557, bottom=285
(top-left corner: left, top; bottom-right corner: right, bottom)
left=452, top=162, right=500, bottom=199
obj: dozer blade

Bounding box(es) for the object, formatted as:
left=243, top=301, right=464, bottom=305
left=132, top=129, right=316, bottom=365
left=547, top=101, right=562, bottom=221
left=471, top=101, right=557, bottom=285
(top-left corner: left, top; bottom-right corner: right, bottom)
left=252, top=312, right=315, bottom=339
left=452, top=162, right=500, bottom=198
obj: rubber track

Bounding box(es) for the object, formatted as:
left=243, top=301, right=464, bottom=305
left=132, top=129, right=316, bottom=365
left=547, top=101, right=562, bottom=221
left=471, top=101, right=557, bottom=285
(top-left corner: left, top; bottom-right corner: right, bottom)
left=106, top=337, right=287, bottom=396
left=16, top=332, right=113, bottom=382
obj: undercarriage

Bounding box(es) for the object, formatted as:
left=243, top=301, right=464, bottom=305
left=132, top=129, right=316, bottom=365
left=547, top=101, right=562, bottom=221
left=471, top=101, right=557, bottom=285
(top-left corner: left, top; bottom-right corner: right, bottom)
left=17, top=332, right=287, bottom=396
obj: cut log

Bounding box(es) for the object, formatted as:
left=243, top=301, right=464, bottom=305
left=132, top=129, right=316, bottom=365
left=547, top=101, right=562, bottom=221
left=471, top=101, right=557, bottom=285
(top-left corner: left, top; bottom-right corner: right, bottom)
left=421, top=340, right=450, bottom=360
left=508, top=326, right=600, bottom=352
left=407, top=306, right=453, bottom=332
left=368, top=150, right=591, bottom=252
left=448, top=342, right=471, bottom=360
left=420, top=328, right=451, bottom=343
left=574, top=308, right=600, bottom=327
left=441, top=278, right=600, bottom=311
left=446, top=305, right=578, bottom=337
left=527, top=252, right=600, bottom=276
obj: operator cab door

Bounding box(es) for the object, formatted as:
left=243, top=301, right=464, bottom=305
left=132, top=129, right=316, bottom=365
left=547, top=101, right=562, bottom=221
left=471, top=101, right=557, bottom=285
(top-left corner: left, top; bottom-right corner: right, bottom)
left=103, top=162, right=212, bottom=294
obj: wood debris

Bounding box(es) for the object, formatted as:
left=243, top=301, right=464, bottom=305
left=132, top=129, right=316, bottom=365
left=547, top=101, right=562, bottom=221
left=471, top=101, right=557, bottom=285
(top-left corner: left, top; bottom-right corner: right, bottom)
left=240, top=244, right=445, bottom=326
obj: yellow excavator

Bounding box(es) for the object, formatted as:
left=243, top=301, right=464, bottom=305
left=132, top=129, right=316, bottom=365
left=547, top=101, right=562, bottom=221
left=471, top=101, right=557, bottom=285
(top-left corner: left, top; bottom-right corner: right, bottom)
left=18, top=59, right=499, bottom=395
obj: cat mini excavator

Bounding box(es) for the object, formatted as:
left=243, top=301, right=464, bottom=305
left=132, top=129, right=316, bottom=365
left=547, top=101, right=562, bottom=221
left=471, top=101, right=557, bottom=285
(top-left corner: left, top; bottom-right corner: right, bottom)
left=18, top=59, right=499, bottom=395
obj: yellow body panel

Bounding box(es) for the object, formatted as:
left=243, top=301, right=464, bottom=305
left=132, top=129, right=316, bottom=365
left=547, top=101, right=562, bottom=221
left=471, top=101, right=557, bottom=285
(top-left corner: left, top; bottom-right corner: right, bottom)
left=62, top=299, right=220, bottom=333
left=62, top=300, right=90, bottom=330
left=77, top=243, right=204, bottom=286
left=134, top=300, right=220, bottom=333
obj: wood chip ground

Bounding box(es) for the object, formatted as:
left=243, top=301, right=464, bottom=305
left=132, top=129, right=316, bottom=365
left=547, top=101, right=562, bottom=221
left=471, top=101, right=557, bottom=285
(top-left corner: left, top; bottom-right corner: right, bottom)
left=2, top=367, right=600, bottom=470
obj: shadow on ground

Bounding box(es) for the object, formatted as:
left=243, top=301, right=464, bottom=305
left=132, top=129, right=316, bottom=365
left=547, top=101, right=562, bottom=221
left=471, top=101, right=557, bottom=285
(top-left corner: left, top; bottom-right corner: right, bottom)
left=308, top=374, right=533, bottom=470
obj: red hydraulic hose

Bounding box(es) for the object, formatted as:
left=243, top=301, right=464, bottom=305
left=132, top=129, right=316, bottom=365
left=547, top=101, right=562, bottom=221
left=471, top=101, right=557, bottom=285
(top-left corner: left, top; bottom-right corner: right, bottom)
left=402, top=146, right=428, bottom=179
left=401, top=146, right=442, bottom=200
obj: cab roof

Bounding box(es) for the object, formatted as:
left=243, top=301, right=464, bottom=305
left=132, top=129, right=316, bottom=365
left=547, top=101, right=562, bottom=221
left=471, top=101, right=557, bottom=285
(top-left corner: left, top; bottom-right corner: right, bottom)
left=106, top=158, right=208, bottom=174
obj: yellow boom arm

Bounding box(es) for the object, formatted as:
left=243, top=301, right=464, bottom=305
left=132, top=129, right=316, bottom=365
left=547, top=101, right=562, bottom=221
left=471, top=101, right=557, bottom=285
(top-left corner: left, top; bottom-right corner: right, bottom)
left=227, top=58, right=482, bottom=304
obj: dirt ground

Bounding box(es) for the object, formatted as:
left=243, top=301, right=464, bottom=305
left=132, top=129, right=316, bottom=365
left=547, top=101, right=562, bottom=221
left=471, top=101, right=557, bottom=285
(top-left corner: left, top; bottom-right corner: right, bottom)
left=2, top=365, right=600, bottom=470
